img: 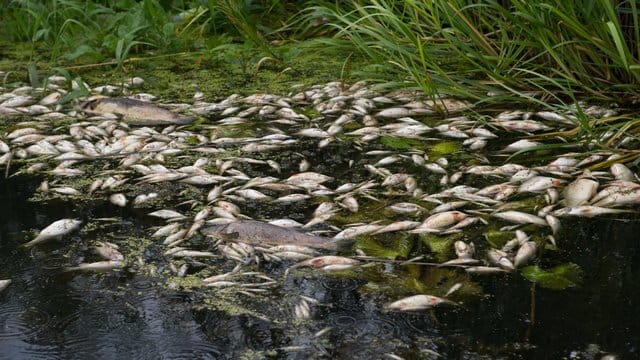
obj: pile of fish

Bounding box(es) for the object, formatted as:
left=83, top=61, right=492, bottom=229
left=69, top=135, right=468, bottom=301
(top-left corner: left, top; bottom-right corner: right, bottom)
left=0, top=74, right=638, bottom=311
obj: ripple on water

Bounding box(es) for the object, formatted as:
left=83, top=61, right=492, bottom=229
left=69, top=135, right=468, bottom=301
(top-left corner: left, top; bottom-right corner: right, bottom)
left=0, top=303, right=51, bottom=340
left=320, top=277, right=361, bottom=292
left=395, top=311, right=437, bottom=334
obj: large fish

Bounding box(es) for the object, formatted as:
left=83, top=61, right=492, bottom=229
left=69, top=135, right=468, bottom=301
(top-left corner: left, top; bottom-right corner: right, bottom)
left=201, top=220, right=351, bottom=251
left=82, top=97, right=197, bottom=126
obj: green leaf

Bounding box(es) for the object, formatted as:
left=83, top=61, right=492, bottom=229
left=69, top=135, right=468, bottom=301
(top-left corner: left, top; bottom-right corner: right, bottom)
left=521, top=263, right=583, bottom=290
left=27, top=63, right=39, bottom=87
left=428, top=141, right=461, bottom=157
left=115, top=38, right=125, bottom=62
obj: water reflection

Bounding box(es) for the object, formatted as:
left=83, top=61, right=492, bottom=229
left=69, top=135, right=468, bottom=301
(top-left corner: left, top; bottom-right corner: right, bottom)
left=1, top=170, right=638, bottom=359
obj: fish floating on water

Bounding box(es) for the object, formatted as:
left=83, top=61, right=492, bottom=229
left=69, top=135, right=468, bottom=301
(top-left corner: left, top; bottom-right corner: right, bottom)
left=386, top=294, right=456, bottom=311
left=1, top=76, right=638, bottom=317
left=82, top=97, right=197, bottom=126
left=0, top=279, right=11, bottom=293
left=23, top=219, right=83, bottom=248
left=201, top=220, right=351, bottom=251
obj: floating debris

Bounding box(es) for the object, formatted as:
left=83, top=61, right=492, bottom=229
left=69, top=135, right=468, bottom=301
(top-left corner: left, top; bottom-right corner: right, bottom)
left=0, top=77, right=636, bottom=319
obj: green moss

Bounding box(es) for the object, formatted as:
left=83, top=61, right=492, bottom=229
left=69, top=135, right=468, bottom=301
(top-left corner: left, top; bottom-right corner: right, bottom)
left=483, top=229, right=515, bottom=249
left=0, top=39, right=370, bottom=103
left=428, top=141, right=461, bottom=157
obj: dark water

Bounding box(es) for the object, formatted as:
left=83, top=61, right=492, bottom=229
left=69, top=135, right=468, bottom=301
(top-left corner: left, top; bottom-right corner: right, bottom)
left=0, top=175, right=638, bottom=360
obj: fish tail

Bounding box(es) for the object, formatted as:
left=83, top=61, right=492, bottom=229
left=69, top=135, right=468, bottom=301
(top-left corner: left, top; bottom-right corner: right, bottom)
left=22, top=240, right=37, bottom=248
left=175, top=116, right=198, bottom=125
left=328, top=237, right=356, bottom=252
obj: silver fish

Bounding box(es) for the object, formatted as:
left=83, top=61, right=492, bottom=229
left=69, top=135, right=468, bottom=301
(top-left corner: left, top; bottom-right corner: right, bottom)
left=492, top=211, right=547, bottom=226
left=0, top=279, right=11, bottom=293
left=563, top=177, right=598, bottom=206
left=386, top=294, right=455, bottom=311
left=63, top=260, right=123, bottom=272
left=24, top=219, right=83, bottom=248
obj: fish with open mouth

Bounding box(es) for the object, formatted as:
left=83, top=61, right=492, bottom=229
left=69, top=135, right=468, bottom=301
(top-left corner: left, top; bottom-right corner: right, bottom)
left=82, top=96, right=197, bottom=126
left=201, top=220, right=352, bottom=251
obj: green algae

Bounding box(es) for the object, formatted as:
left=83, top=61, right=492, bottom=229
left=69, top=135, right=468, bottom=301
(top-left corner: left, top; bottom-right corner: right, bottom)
left=355, top=233, right=413, bottom=259
left=419, top=232, right=465, bottom=262
left=483, top=228, right=515, bottom=249
left=0, top=39, right=369, bottom=103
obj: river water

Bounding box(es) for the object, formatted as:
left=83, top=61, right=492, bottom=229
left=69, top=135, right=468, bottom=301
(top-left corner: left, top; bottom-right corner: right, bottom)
left=0, top=81, right=639, bottom=359
left=1, top=169, right=638, bottom=359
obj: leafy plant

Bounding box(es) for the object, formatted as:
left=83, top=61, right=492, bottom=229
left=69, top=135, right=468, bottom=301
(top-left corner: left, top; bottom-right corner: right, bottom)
left=521, top=263, right=583, bottom=290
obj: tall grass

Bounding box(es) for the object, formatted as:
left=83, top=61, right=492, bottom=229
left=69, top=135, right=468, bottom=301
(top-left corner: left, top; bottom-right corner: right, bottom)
left=307, top=0, right=640, bottom=103
left=0, top=0, right=304, bottom=67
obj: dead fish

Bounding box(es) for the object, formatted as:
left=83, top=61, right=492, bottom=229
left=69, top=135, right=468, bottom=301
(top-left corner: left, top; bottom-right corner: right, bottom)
left=388, top=202, right=424, bottom=214
left=150, top=223, right=180, bottom=238
left=93, top=241, right=124, bottom=261
left=82, top=97, right=196, bottom=126
left=410, top=211, right=468, bottom=233
left=563, top=177, right=598, bottom=206
left=514, top=241, right=537, bottom=268
left=0, top=279, right=11, bottom=293
left=168, top=250, right=217, bottom=258
left=591, top=187, right=640, bottom=207
left=430, top=201, right=468, bottom=214
left=51, top=186, right=81, bottom=196
left=518, top=176, right=565, bottom=193
left=147, top=209, right=185, bottom=220
left=553, top=206, right=633, bottom=218
left=487, top=249, right=515, bottom=270
left=492, top=211, right=547, bottom=226
left=496, top=120, right=551, bottom=132
left=24, top=219, right=83, bottom=248
left=291, top=255, right=361, bottom=270
left=268, top=219, right=304, bottom=228
left=285, top=172, right=333, bottom=186
left=340, top=196, right=359, bottom=212
left=454, top=240, right=475, bottom=259
left=201, top=220, right=351, bottom=251
left=386, top=294, right=456, bottom=311
left=501, top=139, right=541, bottom=153
left=545, top=215, right=562, bottom=235
left=109, top=193, right=127, bottom=207
left=333, top=224, right=384, bottom=240
left=133, top=192, right=159, bottom=207
left=372, top=221, right=420, bottom=234
left=273, top=193, right=311, bottom=204
left=465, top=266, right=508, bottom=274
left=63, top=260, right=123, bottom=272
left=610, top=163, right=635, bottom=181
